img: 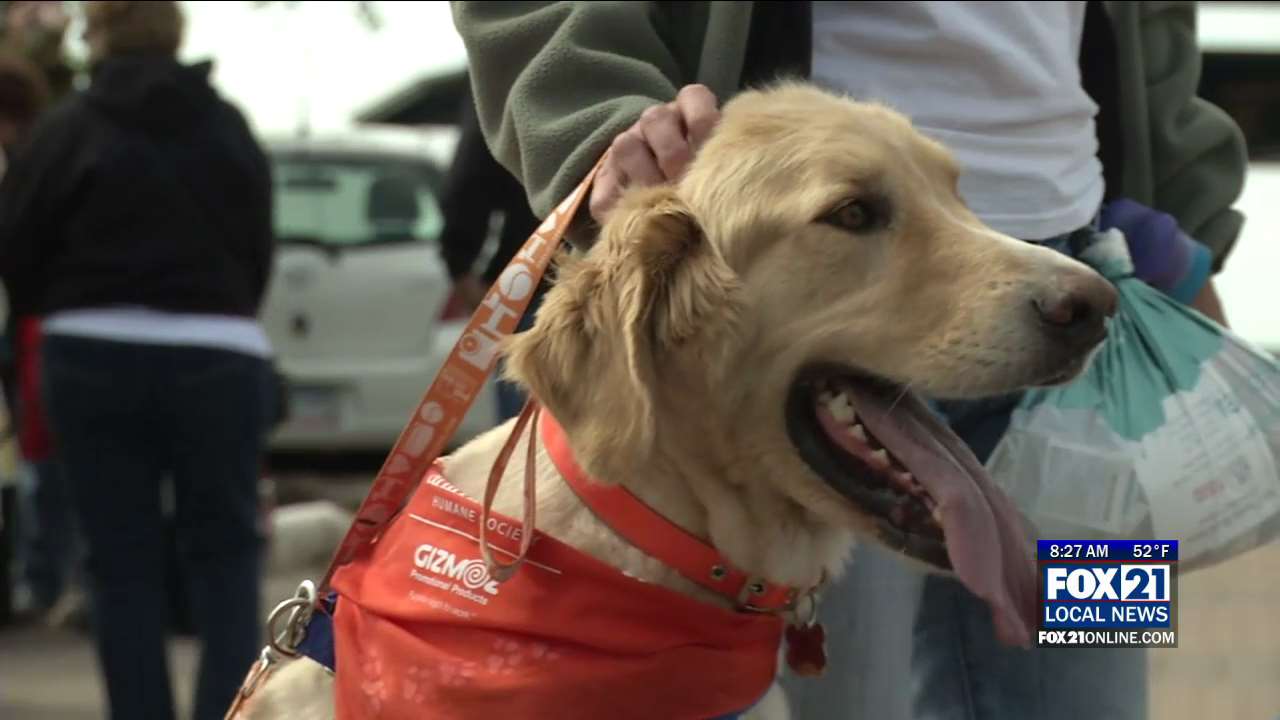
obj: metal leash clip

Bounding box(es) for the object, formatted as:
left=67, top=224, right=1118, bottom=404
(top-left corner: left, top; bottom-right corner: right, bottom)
left=266, top=579, right=318, bottom=658
left=224, top=580, right=320, bottom=718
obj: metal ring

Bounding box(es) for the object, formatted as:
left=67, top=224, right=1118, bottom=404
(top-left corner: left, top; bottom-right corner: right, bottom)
left=265, top=580, right=318, bottom=658
left=797, top=591, right=820, bottom=627
left=289, top=580, right=318, bottom=625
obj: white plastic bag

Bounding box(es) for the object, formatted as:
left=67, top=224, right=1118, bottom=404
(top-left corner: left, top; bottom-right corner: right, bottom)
left=987, top=228, right=1280, bottom=571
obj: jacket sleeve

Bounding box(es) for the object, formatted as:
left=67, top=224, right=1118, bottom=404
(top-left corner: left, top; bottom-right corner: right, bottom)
left=1132, top=1, right=1249, bottom=274
left=0, top=108, right=76, bottom=317
left=450, top=2, right=685, bottom=222
left=0, top=152, right=36, bottom=309
left=229, top=105, right=277, bottom=311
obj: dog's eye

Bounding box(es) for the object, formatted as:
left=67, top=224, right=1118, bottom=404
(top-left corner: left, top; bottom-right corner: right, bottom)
left=822, top=200, right=876, bottom=233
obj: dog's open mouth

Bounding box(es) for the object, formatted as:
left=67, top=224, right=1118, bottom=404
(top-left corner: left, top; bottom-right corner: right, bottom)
left=786, top=371, right=950, bottom=569
left=785, top=364, right=1038, bottom=648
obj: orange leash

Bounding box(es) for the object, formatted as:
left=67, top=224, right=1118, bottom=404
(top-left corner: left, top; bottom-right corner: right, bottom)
left=315, top=156, right=604, bottom=595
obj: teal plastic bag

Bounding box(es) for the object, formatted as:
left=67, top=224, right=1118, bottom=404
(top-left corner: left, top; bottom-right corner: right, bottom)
left=986, top=228, right=1280, bottom=571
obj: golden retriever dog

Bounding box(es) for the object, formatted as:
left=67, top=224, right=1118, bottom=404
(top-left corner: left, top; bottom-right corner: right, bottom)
left=233, top=82, right=1117, bottom=720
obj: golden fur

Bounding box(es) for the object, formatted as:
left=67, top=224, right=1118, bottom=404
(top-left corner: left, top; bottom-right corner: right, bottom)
left=234, top=82, right=1115, bottom=720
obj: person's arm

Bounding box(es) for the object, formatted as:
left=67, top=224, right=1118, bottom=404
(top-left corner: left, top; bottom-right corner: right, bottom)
left=480, top=180, right=541, bottom=286
left=450, top=2, right=688, bottom=225
left=219, top=103, right=276, bottom=311
left=438, top=100, right=509, bottom=282
left=1126, top=1, right=1249, bottom=275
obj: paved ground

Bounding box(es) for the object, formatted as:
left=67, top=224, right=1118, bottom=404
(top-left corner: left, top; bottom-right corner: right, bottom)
left=0, top=562, right=329, bottom=720
left=1148, top=541, right=1280, bottom=720
left=3, top=470, right=1278, bottom=720
left=2, top=617, right=198, bottom=720
left=0, top=469, right=341, bottom=720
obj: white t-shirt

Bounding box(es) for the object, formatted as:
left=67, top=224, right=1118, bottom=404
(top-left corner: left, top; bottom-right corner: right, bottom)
left=810, top=1, right=1105, bottom=241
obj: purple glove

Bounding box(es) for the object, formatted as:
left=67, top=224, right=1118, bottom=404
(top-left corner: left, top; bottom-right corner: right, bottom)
left=1099, top=199, right=1212, bottom=305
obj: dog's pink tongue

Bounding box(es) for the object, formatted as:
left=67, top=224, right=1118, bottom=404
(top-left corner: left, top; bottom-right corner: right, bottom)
left=846, top=384, right=1037, bottom=648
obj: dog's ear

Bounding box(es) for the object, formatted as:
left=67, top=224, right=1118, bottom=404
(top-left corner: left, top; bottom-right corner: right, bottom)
left=503, top=185, right=743, bottom=480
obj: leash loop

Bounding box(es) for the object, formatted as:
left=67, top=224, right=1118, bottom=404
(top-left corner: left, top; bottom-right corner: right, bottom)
left=478, top=400, right=542, bottom=582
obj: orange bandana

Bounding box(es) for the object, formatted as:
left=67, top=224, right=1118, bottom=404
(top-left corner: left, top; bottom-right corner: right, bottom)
left=327, top=466, right=785, bottom=720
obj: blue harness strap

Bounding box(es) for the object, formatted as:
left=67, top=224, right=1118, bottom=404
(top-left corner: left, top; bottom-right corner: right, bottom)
left=295, top=592, right=338, bottom=674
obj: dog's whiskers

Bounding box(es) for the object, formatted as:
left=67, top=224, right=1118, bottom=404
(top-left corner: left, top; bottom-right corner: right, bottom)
left=886, top=382, right=913, bottom=414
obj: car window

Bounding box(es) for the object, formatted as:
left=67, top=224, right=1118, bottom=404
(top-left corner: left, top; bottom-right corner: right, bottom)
left=270, top=155, right=445, bottom=249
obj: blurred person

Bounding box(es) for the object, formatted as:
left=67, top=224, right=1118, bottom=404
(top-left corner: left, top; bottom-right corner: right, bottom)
left=0, top=47, right=45, bottom=178
left=0, top=1, right=75, bottom=102
left=452, top=2, right=1246, bottom=719
left=438, top=90, right=542, bottom=421
left=0, top=2, right=276, bottom=719
left=0, top=49, right=46, bottom=413
left=0, top=46, right=81, bottom=627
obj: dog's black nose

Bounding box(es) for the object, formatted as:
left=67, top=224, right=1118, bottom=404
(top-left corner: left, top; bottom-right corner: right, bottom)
left=1033, top=273, right=1118, bottom=351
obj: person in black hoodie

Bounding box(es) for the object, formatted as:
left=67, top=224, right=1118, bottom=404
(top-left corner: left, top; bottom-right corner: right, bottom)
left=0, top=3, right=274, bottom=719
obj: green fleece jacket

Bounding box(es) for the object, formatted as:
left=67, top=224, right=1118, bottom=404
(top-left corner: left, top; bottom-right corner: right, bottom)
left=451, top=1, right=1249, bottom=272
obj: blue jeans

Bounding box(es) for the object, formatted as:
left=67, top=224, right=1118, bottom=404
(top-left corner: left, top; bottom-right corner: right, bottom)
left=42, top=335, right=271, bottom=720
left=907, top=388, right=1148, bottom=720
left=780, top=229, right=1149, bottom=719
left=17, top=457, right=82, bottom=610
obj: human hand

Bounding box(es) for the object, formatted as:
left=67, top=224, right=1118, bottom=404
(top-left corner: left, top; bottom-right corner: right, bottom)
left=588, top=84, right=721, bottom=224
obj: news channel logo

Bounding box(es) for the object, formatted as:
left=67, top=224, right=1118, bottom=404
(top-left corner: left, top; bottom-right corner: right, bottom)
left=1036, top=540, right=1178, bottom=649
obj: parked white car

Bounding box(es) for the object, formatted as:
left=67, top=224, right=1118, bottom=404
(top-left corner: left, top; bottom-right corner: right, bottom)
left=261, top=126, right=499, bottom=453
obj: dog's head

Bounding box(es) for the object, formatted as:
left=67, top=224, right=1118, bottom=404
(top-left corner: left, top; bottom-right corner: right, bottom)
left=505, top=83, right=1116, bottom=644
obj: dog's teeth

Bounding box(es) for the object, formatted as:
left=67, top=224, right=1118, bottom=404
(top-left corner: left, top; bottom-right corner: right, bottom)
left=827, top=395, right=855, bottom=424
left=847, top=424, right=868, bottom=442
left=818, top=390, right=835, bottom=404
left=869, top=448, right=890, bottom=469
left=895, top=470, right=915, bottom=487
